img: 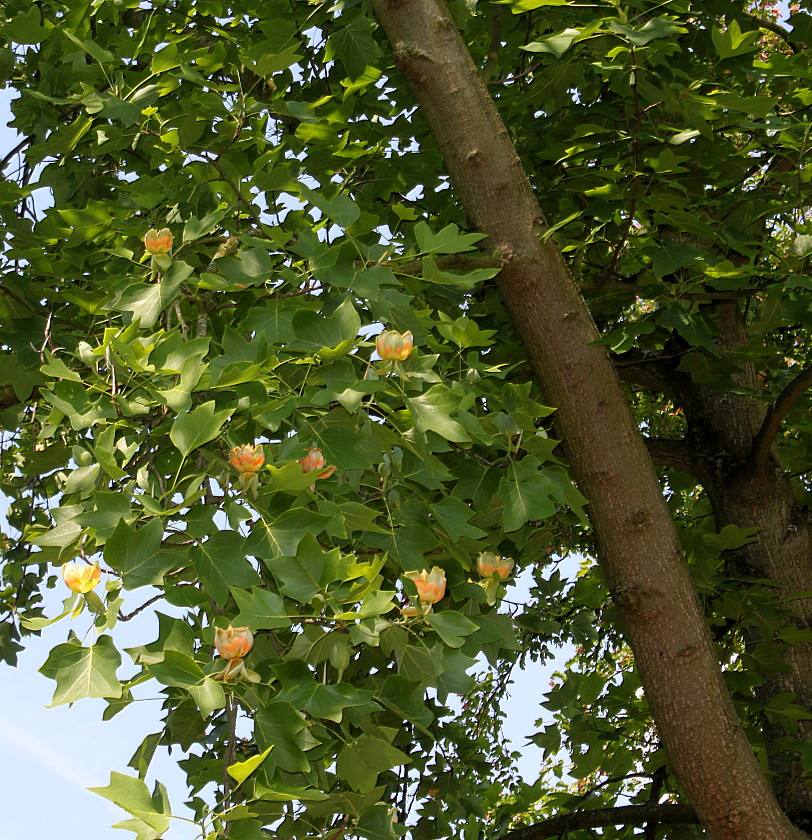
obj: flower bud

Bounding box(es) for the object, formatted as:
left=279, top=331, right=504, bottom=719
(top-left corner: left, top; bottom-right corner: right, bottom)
left=215, top=626, right=254, bottom=660
left=477, top=552, right=514, bottom=580
left=144, top=228, right=173, bottom=255
left=376, top=329, right=414, bottom=362
left=229, top=444, right=265, bottom=476
left=404, top=566, right=446, bottom=605
left=62, top=561, right=101, bottom=594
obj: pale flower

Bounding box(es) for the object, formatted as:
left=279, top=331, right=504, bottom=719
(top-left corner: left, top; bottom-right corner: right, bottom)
left=404, top=566, right=446, bottom=605
left=298, top=447, right=337, bottom=491
left=228, top=444, right=265, bottom=475
left=476, top=552, right=514, bottom=580
left=61, top=561, right=101, bottom=594
left=215, top=626, right=254, bottom=660
left=213, top=626, right=260, bottom=683
left=229, top=444, right=265, bottom=497
left=143, top=227, right=173, bottom=255
left=376, top=329, right=414, bottom=362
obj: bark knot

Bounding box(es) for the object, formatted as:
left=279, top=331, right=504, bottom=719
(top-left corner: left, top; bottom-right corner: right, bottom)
left=624, top=508, right=650, bottom=533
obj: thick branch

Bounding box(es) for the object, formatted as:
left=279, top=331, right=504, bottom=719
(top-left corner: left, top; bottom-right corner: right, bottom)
left=751, top=365, right=812, bottom=474
left=644, top=437, right=698, bottom=474
left=500, top=804, right=700, bottom=840
left=742, top=11, right=803, bottom=52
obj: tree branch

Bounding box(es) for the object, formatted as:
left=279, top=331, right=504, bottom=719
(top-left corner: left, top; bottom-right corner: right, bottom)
left=751, top=365, right=812, bottom=474
left=499, top=803, right=700, bottom=840
left=386, top=253, right=505, bottom=277
left=644, top=437, right=698, bottom=474
left=742, top=11, right=803, bottom=52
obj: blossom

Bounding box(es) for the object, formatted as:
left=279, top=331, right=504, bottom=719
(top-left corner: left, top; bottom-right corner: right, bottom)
left=62, top=561, right=101, bottom=594
left=299, top=447, right=337, bottom=491
left=143, top=228, right=173, bottom=255
left=404, top=566, right=446, bottom=605
left=229, top=444, right=265, bottom=475
left=476, top=552, right=514, bottom=580
left=376, top=329, right=414, bottom=362
left=215, top=625, right=254, bottom=660
left=229, top=444, right=265, bottom=496
left=213, top=626, right=259, bottom=683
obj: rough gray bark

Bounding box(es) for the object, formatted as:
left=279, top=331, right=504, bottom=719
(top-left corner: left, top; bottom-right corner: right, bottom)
left=370, top=1, right=803, bottom=837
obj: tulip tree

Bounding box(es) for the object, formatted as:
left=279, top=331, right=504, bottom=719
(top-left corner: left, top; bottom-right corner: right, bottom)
left=1, top=1, right=811, bottom=839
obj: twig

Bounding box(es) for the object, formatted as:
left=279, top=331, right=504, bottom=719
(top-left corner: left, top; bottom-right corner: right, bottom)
left=118, top=593, right=164, bottom=622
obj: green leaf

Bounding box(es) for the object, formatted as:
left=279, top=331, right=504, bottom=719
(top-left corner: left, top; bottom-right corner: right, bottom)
left=711, top=19, right=759, bottom=60
left=414, top=221, right=486, bottom=254
left=228, top=747, right=274, bottom=785
left=149, top=651, right=226, bottom=716
left=170, top=400, right=233, bottom=457
left=408, top=385, right=471, bottom=442
left=247, top=508, right=332, bottom=561
left=232, top=587, right=291, bottom=630
left=40, top=635, right=122, bottom=705
left=255, top=702, right=314, bottom=773
left=336, top=735, right=410, bottom=792
left=270, top=533, right=341, bottom=603
left=115, top=261, right=194, bottom=328
left=90, top=773, right=170, bottom=834
left=327, top=16, right=382, bottom=80
left=607, top=18, right=686, bottom=46
left=291, top=298, right=361, bottom=359
left=522, top=28, right=583, bottom=57
left=6, top=7, right=52, bottom=44
left=501, top=459, right=588, bottom=531
left=104, top=517, right=175, bottom=589
left=192, top=531, right=262, bottom=606
left=430, top=496, right=487, bottom=541
left=427, top=611, right=480, bottom=648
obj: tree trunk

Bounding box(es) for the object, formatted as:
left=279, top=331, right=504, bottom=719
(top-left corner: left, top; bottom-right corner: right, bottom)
left=670, top=303, right=812, bottom=827
left=370, top=1, right=802, bottom=837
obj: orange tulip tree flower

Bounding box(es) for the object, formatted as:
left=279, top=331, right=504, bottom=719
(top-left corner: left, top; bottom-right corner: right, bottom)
left=477, top=552, right=514, bottom=580
left=299, top=447, right=337, bottom=491
left=376, top=329, right=414, bottom=362
left=228, top=444, right=265, bottom=496
left=404, top=566, right=446, bottom=614
left=62, top=561, right=101, bottom=594
left=213, top=626, right=260, bottom=683
left=477, top=552, right=514, bottom=606
left=143, top=227, right=173, bottom=255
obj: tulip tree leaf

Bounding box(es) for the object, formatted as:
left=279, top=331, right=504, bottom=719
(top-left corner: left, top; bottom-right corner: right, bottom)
left=104, top=516, right=175, bottom=589
left=170, top=400, right=233, bottom=457
left=90, top=773, right=171, bottom=833
left=148, top=650, right=226, bottom=716
left=426, top=611, right=480, bottom=648
left=191, top=531, right=262, bottom=606
left=270, top=532, right=342, bottom=603
left=228, top=746, right=274, bottom=785
left=335, top=735, right=410, bottom=792
left=39, top=635, right=122, bottom=705
left=232, top=587, right=291, bottom=630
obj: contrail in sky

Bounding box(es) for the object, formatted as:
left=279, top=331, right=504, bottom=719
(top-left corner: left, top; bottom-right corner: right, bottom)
left=0, top=713, right=100, bottom=789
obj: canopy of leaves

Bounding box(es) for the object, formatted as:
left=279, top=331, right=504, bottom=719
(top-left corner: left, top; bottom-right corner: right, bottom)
left=0, top=0, right=810, bottom=838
